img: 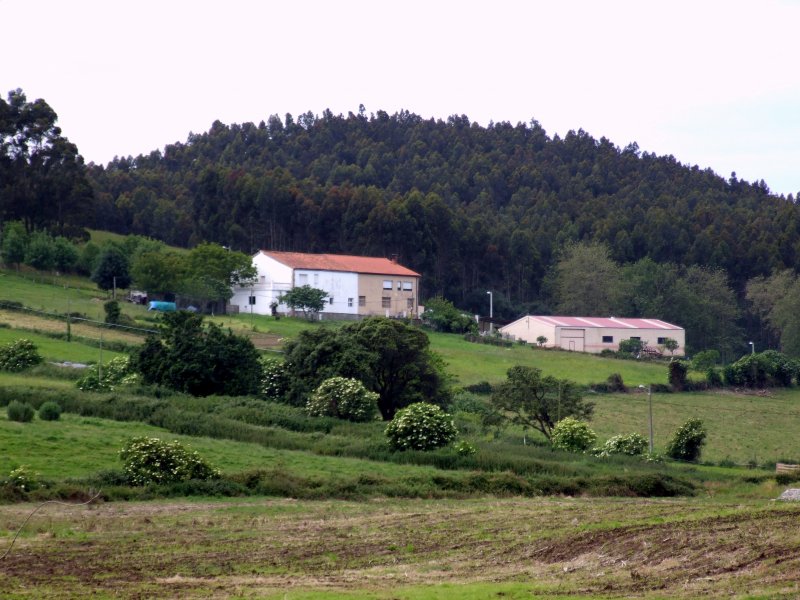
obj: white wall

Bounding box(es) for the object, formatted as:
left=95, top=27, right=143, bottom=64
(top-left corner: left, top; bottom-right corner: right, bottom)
left=230, top=252, right=293, bottom=315
left=294, top=269, right=358, bottom=315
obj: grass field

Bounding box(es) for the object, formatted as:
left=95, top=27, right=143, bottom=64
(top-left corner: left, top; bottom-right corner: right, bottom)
left=591, top=388, right=800, bottom=465
left=0, top=412, right=456, bottom=482
left=0, top=327, right=123, bottom=363
left=2, top=496, right=799, bottom=598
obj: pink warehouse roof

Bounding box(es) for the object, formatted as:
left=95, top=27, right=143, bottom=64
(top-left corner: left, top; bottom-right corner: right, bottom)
left=527, top=316, right=683, bottom=330
left=262, top=251, right=420, bottom=277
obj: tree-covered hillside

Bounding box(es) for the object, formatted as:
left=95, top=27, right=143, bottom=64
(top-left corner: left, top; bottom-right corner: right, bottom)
left=84, top=109, right=797, bottom=312
left=6, top=90, right=800, bottom=353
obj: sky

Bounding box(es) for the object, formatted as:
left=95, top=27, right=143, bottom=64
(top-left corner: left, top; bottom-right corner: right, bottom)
left=4, top=0, right=800, bottom=196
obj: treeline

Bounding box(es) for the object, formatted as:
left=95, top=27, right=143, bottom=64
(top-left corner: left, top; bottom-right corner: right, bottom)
left=5, top=90, right=800, bottom=353
left=83, top=109, right=798, bottom=315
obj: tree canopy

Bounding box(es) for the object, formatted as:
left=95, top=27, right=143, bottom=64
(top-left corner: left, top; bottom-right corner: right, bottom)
left=488, top=366, right=593, bottom=441
left=282, top=317, right=450, bottom=419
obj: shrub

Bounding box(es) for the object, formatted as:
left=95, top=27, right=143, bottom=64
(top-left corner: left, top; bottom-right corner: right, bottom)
left=453, top=440, right=477, bottom=456
left=706, top=367, right=723, bottom=387
left=665, top=418, right=707, bottom=462
left=606, top=373, right=626, bottom=392
left=464, top=381, right=493, bottom=395
left=618, top=338, right=643, bottom=356
left=421, top=297, right=478, bottom=334
left=260, top=357, right=290, bottom=401
left=593, top=433, right=648, bottom=457
left=7, top=400, right=35, bottom=422
left=104, top=300, right=121, bottom=324
left=551, top=417, right=597, bottom=453
left=0, top=339, right=43, bottom=372
left=692, top=349, right=720, bottom=371
left=385, top=402, right=457, bottom=451
left=668, top=360, right=689, bottom=391
left=305, top=376, right=379, bottom=422
left=77, top=355, right=137, bottom=391
left=38, top=401, right=62, bottom=421
left=119, top=436, right=220, bottom=486
left=6, top=466, right=39, bottom=492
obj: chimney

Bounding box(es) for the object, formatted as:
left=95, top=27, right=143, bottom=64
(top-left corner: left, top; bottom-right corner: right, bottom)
left=390, top=253, right=398, bottom=263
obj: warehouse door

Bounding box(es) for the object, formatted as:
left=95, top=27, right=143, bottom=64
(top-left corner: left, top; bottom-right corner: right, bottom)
left=560, top=328, right=585, bottom=352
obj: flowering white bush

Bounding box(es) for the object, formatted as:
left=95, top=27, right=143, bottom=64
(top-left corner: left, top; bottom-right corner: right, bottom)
left=592, top=432, right=648, bottom=457
left=260, top=357, right=290, bottom=401
left=6, top=465, right=39, bottom=492
left=385, top=402, right=457, bottom=451
left=551, top=417, right=597, bottom=453
left=306, top=376, right=378, bottom=421
left=77, top=355, right=138, bottom=391
left=0, top=339, right=42, bottom=372
left=119, top=436, right=220, bottom=486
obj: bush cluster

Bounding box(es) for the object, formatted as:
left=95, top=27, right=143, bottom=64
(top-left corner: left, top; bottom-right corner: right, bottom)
left=551, top=417, right=597, bottom=453
left=77, top=355, right=138, bottom=392
left=723, top=350, right=797, bottom=388
left=0, top=339, right=43, bottom=372
left=421, top=297, right=478, bottom=334
left=305, top=376, right=379, bottom=422
left=593, top=433, right=648, bottom=457
left=119, top=436, right=220, bottom=486
left=385, top=402, right=457, bottom=451
left=7, top=400, right=35, bottom=422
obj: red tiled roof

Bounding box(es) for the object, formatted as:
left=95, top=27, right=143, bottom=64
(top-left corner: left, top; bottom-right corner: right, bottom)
left=262, top=251, right=420, bottom=277
left=527, top=316, right=683, bottom=330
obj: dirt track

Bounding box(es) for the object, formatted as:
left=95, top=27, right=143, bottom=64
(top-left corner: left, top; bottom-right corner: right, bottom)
left=2, top=497, right=800, bottom=598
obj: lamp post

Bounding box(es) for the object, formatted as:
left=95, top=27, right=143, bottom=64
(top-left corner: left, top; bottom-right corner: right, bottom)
left=749, top=341, right=755, bottom=355
left=486, top=290, right=493, bottom=334
left=639, top=384, right=654, bottom=454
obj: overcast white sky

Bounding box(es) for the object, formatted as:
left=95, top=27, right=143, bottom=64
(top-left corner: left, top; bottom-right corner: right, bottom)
left=4, top=0, right=800, bottom=196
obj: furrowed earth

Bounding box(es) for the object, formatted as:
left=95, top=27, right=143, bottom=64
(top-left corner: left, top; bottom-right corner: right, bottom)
left=2, top=497, right=800, bottom=599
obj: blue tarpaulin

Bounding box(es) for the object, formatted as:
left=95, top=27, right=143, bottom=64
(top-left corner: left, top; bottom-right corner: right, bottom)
left=147, top=301, right=177, bottom=312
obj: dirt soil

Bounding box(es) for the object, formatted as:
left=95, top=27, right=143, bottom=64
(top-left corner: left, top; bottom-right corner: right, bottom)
left=2, top=497, right=800, bottom=598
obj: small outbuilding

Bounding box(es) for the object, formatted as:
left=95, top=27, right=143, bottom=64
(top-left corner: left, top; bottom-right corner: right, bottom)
left=499, top=316, right=685, bottom=356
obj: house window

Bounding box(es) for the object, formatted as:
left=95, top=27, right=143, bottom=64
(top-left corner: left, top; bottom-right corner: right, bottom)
left=260, top=276, right=266, bottom=283
left=407, top=298, right=414, bottom=309
left=397, top=281, right=402, bottom=291
left=329, top=297, right=334, bottom=305
left=299, top=273, right=308, bottom=285
left=403, top=281, right=413, bottom=291
left=313, top=273, right=319, bottom=286
left=358, top=296, right=366, bottom=307
left=348, top=298, right=353, bottom=307
left=383, top=280, right=392, bottom=290
left=602, top=335, right=613, bottom=343
left=657, top=337, right=666, bottom=344
left=249, top=296, right=256, bottom=305
left=381, top=297, right=391, bottom=308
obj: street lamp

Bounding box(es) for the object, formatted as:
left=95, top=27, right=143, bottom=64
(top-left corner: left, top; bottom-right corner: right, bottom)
left=749, top=341, right=755, bottom=355
left=486, top=291, right=493, bottom=334
left=638, top=384, right=654, bottom=454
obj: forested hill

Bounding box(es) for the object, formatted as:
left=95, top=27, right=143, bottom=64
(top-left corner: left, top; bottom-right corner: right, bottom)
left=86, top=109, right=798, bottom=315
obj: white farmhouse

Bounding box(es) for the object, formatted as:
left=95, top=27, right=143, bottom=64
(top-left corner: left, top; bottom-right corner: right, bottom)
left=500, top=315, right=685, bottom=356
left=230, top=250, right=421, bottom=319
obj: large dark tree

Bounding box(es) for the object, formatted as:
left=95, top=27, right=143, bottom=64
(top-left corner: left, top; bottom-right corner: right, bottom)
left=132, top=311, right=261, bottom=396
left=0, top=89, right=92, bottom=233
left=91, top=244, right=131, bottom=291
left=283, top=317, right=450, bottom=419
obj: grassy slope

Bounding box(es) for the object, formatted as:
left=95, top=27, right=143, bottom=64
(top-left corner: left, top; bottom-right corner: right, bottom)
left=0, top=327, right=123, bottom=363
left=0, top=413, right=447, bottom=481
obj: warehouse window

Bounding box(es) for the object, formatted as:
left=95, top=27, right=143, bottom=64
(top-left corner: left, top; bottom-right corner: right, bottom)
left=602, top=335, right=613, bottom=343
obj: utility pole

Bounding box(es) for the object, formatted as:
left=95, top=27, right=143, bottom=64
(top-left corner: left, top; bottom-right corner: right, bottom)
left=66, top=299, right=71, bottom=342
left=639, top=384, right=654, bottom=453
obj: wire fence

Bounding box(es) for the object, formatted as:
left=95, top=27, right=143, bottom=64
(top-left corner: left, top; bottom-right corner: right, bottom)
left=0, top=300, right=158, bottom=336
